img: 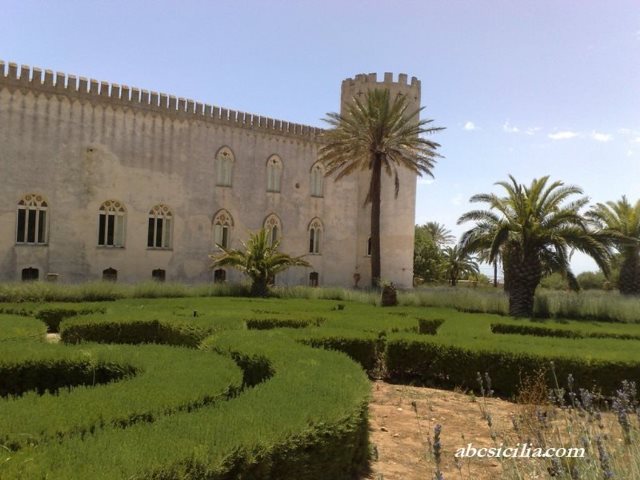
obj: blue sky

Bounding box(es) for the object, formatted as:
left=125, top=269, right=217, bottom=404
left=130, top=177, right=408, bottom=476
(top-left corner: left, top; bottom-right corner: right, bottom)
left=2, top=0, right=639, bottom=274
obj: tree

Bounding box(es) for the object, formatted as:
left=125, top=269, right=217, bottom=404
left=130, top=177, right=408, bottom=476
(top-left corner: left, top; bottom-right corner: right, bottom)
left=442, top=245, right=479, bottom=286
left=587, top=196, right=640, bottom=295
left=319, top=88, right=444, bottom=287
left=424, top=221, right=455, bottom=247
left=209, top=228, right=310, bottom=297
left=458, top=175, right=611, bottom=317
left=413, top=224, right=445, bottom=283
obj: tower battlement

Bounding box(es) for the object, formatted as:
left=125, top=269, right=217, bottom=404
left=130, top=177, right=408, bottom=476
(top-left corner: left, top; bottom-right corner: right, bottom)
left=0, top=60, right=323, bottom=140
left=342, top=72, right=421, bottom=89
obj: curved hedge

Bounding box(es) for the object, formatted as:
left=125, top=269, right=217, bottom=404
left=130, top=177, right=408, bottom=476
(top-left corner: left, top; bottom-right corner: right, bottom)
left=1, top=331, right=370, bottom=479
left=0, top=342, right=243, bottom=451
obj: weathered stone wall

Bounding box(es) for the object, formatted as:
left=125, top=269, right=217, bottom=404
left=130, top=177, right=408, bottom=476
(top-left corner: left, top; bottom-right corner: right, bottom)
left=0, top=62, right=416, bottom=287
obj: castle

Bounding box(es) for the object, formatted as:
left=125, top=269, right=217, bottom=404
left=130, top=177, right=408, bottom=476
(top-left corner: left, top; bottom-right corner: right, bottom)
left=0, top=61, right=420, bottom=287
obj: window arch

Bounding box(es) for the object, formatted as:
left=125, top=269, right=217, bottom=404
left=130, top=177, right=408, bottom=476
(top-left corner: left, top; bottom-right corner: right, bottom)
left=266, top=155, right=283, bottom=193
left=308, top=218, right=323, bottom=254
left=98, top=200, right=126, bottom=247
left=148, top=204, right=173, bottom=249
left=263, top=213, right=282, bottom=246
left=16, top=194, right=48, bottom=245
left=310, top=162, right=324, bottom=198
left=213, top=209, right=233, bottom=249
left=216, top=146, right=235, bottom=187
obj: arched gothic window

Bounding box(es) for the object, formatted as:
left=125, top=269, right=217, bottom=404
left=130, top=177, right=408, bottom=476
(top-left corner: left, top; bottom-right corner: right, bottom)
left=16, top=194, right=48, bottom=245
left=98, top=200, right=126, bottom=247
left=310, top=163, right=324, bottom=198
left=308, top=218, right=322, bottom=254
left=263, top=214, right=282, bottom=246
left=148, top=204, right=173, bottom=249
left=216, top=147, right=235, bottom=187
left=266, top=155, right=283, bottom=193
left=213, top=210, right=233, bottom=249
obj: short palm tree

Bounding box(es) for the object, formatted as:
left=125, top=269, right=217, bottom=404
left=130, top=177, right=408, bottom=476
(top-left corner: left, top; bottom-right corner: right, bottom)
left=458, top=175, right=611, bottom=317
left=319, top=88, right=444, bottom=287
left=442, top=245, right=479, bottom=286
left=209, top=228, right=310, bottom=297
left=587, top=196, right=640, bottom=295
left=424, top=221, right=455, bottom=247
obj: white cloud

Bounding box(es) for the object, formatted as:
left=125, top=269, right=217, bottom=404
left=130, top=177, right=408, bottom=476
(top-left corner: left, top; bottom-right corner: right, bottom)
left=463, top=121, right=477, bottom=131
left=525, top=127, right=541, bottom=136
left=618, top=128, right=632, bottom=135
left=634, top=136, right=640, bottom=143
left=627, top=149, right=634, bottom=157
left=548, top=131, right=579, bottom=140
left=417, top=178, right=434, bottom=186
left=503, top=121, right=519, bottom=133
left=591, top=131, right=612, bottom=142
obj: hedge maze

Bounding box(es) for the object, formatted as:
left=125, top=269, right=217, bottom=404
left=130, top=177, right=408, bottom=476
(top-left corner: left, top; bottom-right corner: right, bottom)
left=1, top=296, right=640, bottom=478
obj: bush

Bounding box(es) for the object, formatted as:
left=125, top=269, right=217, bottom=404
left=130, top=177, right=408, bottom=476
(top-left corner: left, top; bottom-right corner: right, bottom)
left=417, top=318, right=444, bottom=335
left=490, top=322, right=640, bottom=341
left=385, top=334, right=640, bottom=397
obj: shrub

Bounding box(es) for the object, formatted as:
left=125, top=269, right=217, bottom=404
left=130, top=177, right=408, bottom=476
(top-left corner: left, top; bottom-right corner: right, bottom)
left=417, top=318, right=444, bottom=335
left=385, top=334, right=640, bottom=397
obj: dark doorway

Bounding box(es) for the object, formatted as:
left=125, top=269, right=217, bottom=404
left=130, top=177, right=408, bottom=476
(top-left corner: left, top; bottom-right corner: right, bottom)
left=21, top=267, right=39, bottom=281
left=102, top=268, right=118, bottom=282
left=152, top=269, right=166, bottom=282
left=213, top=269, right=226, bottom=283
left=309, top=271, right=319, bottom=287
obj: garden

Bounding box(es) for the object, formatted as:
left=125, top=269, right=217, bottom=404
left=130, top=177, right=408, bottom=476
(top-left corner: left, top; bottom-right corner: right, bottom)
left=1, top=283, right=639, bottom=479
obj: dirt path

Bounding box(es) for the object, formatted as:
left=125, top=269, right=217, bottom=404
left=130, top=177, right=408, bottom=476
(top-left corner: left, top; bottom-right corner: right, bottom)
left=366, top=381, right=522, bottom=480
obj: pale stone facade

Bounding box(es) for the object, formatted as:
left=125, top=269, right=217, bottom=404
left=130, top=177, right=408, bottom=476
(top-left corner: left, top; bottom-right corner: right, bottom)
left=0, top=62, right=419, bottom=287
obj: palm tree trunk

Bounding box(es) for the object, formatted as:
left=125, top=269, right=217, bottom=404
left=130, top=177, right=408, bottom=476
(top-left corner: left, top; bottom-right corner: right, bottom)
left=619, top=248, right=640, bottom=295
left=493, top=261, right=498, bottom=288
left=251, top=278, right=269, bottom=297
left=507, top=258, right=542, bottom=317
left=370, top=153, right=382, bottom=287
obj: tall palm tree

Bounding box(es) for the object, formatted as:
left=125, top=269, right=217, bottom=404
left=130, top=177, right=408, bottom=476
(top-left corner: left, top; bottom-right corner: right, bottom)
left=458, top=175, right=611, bottom=317
left=209, top=228, right=310, bottom=297
left=587, top=196, right=640, bottom=295
left=424, top=221, right=455, bottom=247
left=442, top=245, right=479, bottom=286
left=319, top=88, right=444, bottom=287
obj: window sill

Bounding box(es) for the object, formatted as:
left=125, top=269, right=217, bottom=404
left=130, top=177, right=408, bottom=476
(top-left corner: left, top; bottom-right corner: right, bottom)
left=267, top=190, right=281, bottom=194
left=147, top=247, right=173, bottom=251
left=97, top=246, right=126, bottom=249
left=310, top=194, right=324, bottom=199
left=308, top=252, right=322, bottom=256
left=215, top=184, right=233, bottom=188
left=15, top=243, right=48, bottom=247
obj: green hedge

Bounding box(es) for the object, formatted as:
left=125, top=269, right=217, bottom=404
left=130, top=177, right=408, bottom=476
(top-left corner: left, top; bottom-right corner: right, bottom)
left=245, top=317, right=325, bottom=330
left=2, top=331, right=370, bottom=479
left=417, top=318, right=444, bottom=335
left=491, top=322, right=640, bottom=341
left=291, top=327, right=383, bottom=375
left=61, top=319, right=210, bottom=347
left=385, top=334, right=640, bottom=397
left=0, top=343, right=242, bottom=451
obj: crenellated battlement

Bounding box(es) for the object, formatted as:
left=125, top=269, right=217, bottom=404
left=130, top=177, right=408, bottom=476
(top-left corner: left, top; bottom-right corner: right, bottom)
left=341, top=72, right=421, bottom=90
left=0, top=60, right=323, bottom=140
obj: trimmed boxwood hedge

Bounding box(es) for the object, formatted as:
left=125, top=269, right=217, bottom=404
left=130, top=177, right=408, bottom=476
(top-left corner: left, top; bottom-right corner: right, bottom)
left=385, top=334, right=640, bottom=397
left=2, top=331, right=370, bottom=479
left=0, top=343, right=242, bottom=451
left=491, top=322, right=640, bottom=341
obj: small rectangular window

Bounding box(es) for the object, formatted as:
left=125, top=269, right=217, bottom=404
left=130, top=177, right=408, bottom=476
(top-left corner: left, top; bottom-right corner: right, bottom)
left=147, top=218, right=155, bottom=247
left=98, top=214, right=106, bottom=245
left=27, top=209, right=37, bottom=243
left=16, top=209, right=26, bottom=243
left=155, top=218, right=163, bottom=248
left=37, top=210, right=46, bottom=243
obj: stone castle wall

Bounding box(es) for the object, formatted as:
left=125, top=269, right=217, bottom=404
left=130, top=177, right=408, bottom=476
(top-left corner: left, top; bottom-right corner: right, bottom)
left=0, top=62, right=418, bottom=287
